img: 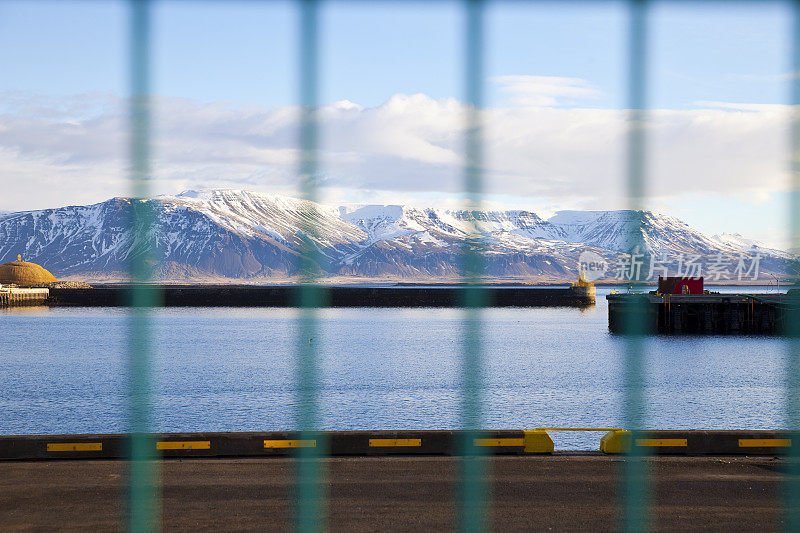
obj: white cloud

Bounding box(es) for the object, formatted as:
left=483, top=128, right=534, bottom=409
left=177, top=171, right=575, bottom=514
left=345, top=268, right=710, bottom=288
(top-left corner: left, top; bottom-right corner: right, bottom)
left=492, top=75, right=601, bottom=107
left=692, top=100, right=790, bottom=112
left=0, top=89, right=792, bottom=219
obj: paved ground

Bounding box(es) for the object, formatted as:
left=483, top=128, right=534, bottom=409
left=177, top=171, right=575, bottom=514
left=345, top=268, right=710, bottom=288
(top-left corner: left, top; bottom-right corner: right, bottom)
left=0, top=454, right=787, bottom=531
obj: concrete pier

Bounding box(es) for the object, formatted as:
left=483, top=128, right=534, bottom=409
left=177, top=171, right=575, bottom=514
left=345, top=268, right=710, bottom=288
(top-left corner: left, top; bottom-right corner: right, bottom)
left=607, top=292, right=795, bottom=334
left=0, top=287, right=48, bottom=307
left=0, top=456, right=785, bottom=531
left=0, top=429, right=790, bottom=529
left=48, top=284, right=596, bottom=308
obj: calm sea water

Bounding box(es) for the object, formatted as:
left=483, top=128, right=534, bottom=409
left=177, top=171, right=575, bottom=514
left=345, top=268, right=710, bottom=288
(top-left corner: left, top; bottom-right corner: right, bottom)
left=0, top=286, right=789, bottom=449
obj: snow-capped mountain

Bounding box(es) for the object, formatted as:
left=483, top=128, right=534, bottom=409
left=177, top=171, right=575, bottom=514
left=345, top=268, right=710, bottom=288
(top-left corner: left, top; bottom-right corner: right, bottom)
left=711, top=232, right=787, bottom=257
left=0, top=189, right=794, bottom=281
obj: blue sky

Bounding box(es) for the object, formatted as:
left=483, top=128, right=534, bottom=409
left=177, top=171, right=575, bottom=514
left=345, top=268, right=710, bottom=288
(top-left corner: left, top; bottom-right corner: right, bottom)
left=3, top=1, right=788, bottom=107
left=0, top=0, right=795, bottom=246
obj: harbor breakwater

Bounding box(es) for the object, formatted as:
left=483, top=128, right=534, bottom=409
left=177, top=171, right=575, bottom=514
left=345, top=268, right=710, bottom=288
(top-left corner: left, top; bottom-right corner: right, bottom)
left=47, top=284, right=596, bottom=308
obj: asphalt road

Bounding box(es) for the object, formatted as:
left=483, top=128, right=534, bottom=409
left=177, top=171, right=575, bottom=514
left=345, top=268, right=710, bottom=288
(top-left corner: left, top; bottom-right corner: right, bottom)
left=0, top=455, right=786, bottom=531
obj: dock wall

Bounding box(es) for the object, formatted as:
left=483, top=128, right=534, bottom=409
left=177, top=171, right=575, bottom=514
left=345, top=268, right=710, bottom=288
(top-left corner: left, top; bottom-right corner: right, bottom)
left=0, top=288, right=49, bottom=307
left=48, top=285, right=595, bottom=308
left=0, top=429, right=793, bottom=460
left=607, top=293, right=791, bottom=334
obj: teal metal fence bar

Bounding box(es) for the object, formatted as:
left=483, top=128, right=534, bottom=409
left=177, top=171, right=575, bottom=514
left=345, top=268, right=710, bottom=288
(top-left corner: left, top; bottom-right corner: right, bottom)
left=460, top=2, right=488, bottom=532
left=622, top=0, right=651, bottom=531
left=296, top=0, right=327, bottom=531
left=128, top=0, right=160, bottom=531
left=786, top=1, right=800, bottom=530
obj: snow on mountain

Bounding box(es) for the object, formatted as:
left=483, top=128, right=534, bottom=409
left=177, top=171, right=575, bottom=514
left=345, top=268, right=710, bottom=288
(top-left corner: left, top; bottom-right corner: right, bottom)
left=0, top=189, right=794, bottom=281
left=0, top=190, right=365, bottom=279
left=339, top=205, right=416, bottom=243
left=542, top=210, right=725, bottom=255
left=711, top=232, right=788, bottom=257
left=165, top=189, right=366, bottom=249
left=341, top=204, right=547, bottom=244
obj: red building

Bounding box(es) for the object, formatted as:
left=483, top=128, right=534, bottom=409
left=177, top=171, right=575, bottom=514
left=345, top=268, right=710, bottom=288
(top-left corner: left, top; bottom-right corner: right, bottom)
left=657, top=276, right=704, bottom=295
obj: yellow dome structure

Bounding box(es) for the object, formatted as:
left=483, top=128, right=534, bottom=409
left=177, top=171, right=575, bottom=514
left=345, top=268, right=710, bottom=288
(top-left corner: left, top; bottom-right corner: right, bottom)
left=0, top=255, right=57, bottom=287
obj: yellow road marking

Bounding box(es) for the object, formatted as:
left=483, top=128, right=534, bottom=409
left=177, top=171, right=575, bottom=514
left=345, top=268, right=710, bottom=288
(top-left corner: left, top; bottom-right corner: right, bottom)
left=264, top=440, right=316, bottom=448
left=156, top=441, right=210, bottom=450
left=47, top=442, right=102, bottom=452
left=474, top=438, right=524, bottom=447
left=369, top=438, right=421, bottom=447
left=636, top=439, right=687, bottom=447
left=739, top=439, right=791, bottom=448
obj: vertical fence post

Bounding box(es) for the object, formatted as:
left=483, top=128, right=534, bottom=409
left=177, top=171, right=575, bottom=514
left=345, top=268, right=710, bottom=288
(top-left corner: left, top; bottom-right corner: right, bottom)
left=460, top=0, right=487, bottom=531
left=296, top=0, right=326, bottom=531
left=622, top=0, right=650, bottom=531
left=785, top=0, right=800, bottom=529
left=128, top=0, right=159, bottom=531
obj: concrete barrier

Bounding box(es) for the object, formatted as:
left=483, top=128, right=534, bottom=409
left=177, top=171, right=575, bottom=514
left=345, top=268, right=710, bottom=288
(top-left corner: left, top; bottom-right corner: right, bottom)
left=0, top=430, right=553, bottom=460
left=600, top=430, right=795, bottom=455
left=1, top=430, right=792, bottom=460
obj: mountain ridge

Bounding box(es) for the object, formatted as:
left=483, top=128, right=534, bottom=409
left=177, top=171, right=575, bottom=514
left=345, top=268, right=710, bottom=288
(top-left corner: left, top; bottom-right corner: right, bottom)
left=0, top=188, right=793, bottom=282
